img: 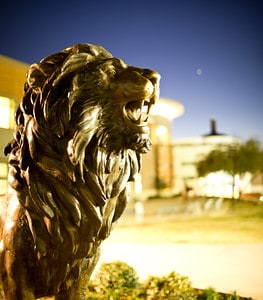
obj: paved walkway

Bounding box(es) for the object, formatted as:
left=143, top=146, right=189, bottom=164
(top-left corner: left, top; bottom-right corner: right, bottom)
left=99, top=242, right=263, bottom=300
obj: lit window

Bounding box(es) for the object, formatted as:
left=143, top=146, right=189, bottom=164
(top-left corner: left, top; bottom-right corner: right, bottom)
left=0, top=163, right=8, bottom=178
left=0, top=96, right=16, bottom=129
left=0, top=162, right=8, bottom=194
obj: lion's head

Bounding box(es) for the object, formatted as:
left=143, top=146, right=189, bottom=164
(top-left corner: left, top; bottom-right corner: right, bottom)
left=4, top=44, right=160, bottom=264
left=8, top=43, right=160, bottom=176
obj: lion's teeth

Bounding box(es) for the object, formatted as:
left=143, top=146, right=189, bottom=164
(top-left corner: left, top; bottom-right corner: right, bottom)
left=128, top=108, right=140, bottom=122
left=136, top=101, right=149, bottom=123
left=135, top=108, right=141, bottom=121
left=141, top=104, right=148, bottom=114
left=125, top=99, right=151, bottom=124
left=141, top=113, right=147, bottom=122
left=140, top=100, right=144, bottom=110
left=147, top=103, right=152, bottom=114
left=127, top=110, right=134, bottom=120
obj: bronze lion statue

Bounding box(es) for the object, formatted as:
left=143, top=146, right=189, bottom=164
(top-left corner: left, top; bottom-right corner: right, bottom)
left=0, top=44, right=160, bottom=299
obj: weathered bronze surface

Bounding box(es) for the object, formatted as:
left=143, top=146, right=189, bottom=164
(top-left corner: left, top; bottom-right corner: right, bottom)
left=0, top=44, right=160, bottom=299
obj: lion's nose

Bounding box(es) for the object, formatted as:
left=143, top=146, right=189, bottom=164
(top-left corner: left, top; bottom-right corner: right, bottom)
left=148, top=72, right=161, bottom=104
left=149, top=72, right=161, bottom=86
left=136, top=71, right=160, bottom=101
left=144, top=78, right=155, bottom=96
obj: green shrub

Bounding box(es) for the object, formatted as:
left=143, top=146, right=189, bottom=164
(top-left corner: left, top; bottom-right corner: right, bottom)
left=87, top=261, right=140, bottom=299
left=87, top=261, right=253, bottom=300
left=141, top=271, right=197, bottom=299
left=198, top=287, right=221, bottom=300
left=196, top=287, right=250, bottom=300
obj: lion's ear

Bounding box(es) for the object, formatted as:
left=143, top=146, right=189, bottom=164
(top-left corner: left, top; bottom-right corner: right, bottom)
left=52, top=53, right=91, bottom=87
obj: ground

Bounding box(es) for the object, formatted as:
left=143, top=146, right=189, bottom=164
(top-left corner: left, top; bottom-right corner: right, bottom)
left=97, top=197, right=263, bottom=299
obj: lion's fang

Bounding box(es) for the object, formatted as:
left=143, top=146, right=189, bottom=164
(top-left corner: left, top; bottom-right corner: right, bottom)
left=126, top=99, right=151, bottom=123
left=140, top=100, right=151, bottom=122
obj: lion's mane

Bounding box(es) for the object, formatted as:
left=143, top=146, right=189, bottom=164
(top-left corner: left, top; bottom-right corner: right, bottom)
left=4, top=43, right=159, bottom=295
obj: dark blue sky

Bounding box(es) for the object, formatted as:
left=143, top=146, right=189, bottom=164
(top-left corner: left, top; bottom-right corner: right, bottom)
left=1, top=0, right=262, bottom=142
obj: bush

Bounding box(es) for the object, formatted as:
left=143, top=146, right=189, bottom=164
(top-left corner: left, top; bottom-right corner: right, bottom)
left=87, top=261, right=140, bottom=299
left=195, top=287, right=252, bottom=300
left=197, top=287, right=223, bottom=300
left=87, top=261, right=254, bottom=300
left=141, top=271, right=197, bottom=299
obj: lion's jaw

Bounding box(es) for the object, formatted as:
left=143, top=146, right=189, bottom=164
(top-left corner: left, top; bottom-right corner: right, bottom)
left=118, top=70, right=160, bottom=133
left=99, top=60, right=160, bottom=154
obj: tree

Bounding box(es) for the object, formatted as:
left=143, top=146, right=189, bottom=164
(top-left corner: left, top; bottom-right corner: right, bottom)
left=196, top=139, right=263, bottom=198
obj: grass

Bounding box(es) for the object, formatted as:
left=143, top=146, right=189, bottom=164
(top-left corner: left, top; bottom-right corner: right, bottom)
left=110, top=198, right=263, bottom=244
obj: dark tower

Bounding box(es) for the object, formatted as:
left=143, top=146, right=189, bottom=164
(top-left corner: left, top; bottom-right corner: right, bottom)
left=210, top=118, right=217, bottom=135
left=203, top=118, right=226, bottom=136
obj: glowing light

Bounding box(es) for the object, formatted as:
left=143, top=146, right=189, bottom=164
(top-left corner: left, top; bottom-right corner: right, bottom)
left=0, top=96, right=16, bottom=129
left=156, top=125, right=167, bottom=137
left=151, top=98, right=184, bottom=120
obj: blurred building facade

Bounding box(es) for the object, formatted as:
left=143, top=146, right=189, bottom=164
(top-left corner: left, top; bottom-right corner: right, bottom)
left=0, top=55, right=28, bottom=193
left=172, top=121, right=240, bottom=198
left=172, top=120, right=262, bottom=199
left=137, top=98, right=184, bottom=198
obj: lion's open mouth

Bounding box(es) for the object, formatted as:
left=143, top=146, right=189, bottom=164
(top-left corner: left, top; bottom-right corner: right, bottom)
left=124, top=99, right=152, bottom=127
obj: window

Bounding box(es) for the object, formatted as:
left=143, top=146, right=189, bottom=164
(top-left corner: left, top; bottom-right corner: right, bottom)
left=0, top=96, right=16, bottom=129
left=0, top=162, right=8, bottom=194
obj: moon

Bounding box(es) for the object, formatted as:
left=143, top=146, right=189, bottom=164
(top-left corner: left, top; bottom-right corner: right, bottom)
left=196, top=68, right=202, bottom=75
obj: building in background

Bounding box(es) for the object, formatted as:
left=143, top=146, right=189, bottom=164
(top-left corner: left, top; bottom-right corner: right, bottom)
left=0, top=55, right=28, bottom=193
left=137, top=98, right=184, bottom=198
left=172, top=119, right=241, bottom=198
